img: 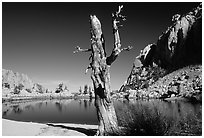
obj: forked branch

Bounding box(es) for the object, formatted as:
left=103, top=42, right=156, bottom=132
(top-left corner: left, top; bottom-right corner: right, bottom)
left=112, top=5, right=126, bottom=30
left=106, top=5, right=132, bottom=65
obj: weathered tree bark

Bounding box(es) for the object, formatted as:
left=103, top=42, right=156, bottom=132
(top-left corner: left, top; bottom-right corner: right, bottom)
left=74, top=5, right=132, bottom=136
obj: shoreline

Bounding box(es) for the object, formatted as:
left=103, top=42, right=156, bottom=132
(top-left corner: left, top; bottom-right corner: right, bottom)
left=2, top=95, right=94, bottom=102
left=2, top=119, right=98, bottom=136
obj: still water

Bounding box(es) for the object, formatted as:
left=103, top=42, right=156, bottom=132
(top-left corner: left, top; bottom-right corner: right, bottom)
left=2, top=99, right=202, bottom=125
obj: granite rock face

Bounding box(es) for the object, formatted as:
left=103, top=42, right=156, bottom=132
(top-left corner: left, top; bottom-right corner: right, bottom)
left=2, top=69, right=46, bottom=95
left=2, top=69, right=34, bottom=90
left=120, top=4, right=202, bottom=102
left=155, top=4, right=202, bottom=69
left=135, top=3, right=202, bottom=70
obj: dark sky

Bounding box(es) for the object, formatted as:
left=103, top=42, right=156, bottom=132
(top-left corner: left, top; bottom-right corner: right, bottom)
left=2, top=2, right=200, bottom=92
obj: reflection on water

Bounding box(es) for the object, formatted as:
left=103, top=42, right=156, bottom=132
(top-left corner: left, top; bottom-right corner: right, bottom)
left=2, top=99, right=202, bottom=125
left=55, top=102, right=63, bottom=112
left=2, top=99, right=98, bottom=125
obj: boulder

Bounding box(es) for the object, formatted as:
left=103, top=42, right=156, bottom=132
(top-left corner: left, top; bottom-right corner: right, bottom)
left=128, top=89, right=137, bottom=98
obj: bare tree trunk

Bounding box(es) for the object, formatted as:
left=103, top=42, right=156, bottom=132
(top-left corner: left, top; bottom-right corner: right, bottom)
left=74, top=5, right=132, bottom=136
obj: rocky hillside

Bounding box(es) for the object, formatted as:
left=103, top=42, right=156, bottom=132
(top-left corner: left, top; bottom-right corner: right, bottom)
left=120, top=4, right=202, bottom=102
left=147, top=65, right=202, bottom=101
left=2, top=69, right=47, bottom=95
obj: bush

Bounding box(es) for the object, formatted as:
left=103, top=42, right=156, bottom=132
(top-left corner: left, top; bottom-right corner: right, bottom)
left=55, top=88, right=61, bottom=93
left=14, top=83, right=24, bottom=94
left=84, top=85, right=88, bottom=94
left=55, top=83, right=63, bottom=93
left=115, top=103, right=201, bottom=136
left=166, top=112, right=202, bottom=136
left=116, top=104, right=172, bottom=136
left=14, top=86, right=20, bottom=94
left=3, top=83, right=10, bottom=89
left=35, top=83, right=44, bottom=93
left=26, top=88, right=32, bottom=93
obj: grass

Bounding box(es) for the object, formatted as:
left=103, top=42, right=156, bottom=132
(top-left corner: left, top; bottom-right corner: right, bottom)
left=115, top=103, right=202, bottom=136
left=166, top=112, right=202, bottom=136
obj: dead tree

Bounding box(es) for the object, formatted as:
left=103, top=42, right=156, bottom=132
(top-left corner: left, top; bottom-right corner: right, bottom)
left=74, top=5, right=132, bottom=135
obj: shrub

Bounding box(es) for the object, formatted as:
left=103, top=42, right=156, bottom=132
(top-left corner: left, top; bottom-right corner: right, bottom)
left=35, top=83, right=44, bottom=93
left=55, top=88, right=61, bottom=93
left=3, top=83, right=10, bottom=89
left=166, top=112, right=202, bottom=136
left=14, top=83, right=24, bottom=94
left=55, top=83, right=63, bottom=93
left=116, top=104, right=172, bottom=136
left=25, top=88, right=32, bottom=93
left=115, top=103, right=201, bottom=136
left=84, top=84, right=88, bottom=94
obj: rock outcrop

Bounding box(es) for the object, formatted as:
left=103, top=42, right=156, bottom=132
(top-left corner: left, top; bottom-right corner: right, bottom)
left=147, top=65, right=202, bottom=102
left=155, top=4, right=202, bottom=69
left=2, top=69, right=34, bottom=90
left=120, top=4, right=202, bottom=102
left=2, top=69, right=47, bottom=95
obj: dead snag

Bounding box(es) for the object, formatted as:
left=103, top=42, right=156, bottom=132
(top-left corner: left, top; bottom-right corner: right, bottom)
left=74, top=5, right=132, bottom=135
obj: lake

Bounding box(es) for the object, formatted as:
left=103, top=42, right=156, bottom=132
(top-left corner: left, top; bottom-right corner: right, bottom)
left=2, top=99, right=202, bottom=125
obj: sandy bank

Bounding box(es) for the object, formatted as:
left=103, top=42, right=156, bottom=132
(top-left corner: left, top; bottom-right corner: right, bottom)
left=2, top=119, right=98, bottom=136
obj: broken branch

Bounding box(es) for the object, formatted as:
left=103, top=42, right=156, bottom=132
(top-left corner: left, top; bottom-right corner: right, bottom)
left=73, top=46, right=91, bottom=53
left=121, top=45, right=133, bottom=52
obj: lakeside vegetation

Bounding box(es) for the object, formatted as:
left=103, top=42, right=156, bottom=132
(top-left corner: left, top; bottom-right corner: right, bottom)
left=115, top=102, right=202, bottom=136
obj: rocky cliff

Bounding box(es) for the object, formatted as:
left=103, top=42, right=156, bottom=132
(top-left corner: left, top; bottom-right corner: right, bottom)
left=2, top=69, right=46, bottom=95
left=120, top=4, right=202, bottom=102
